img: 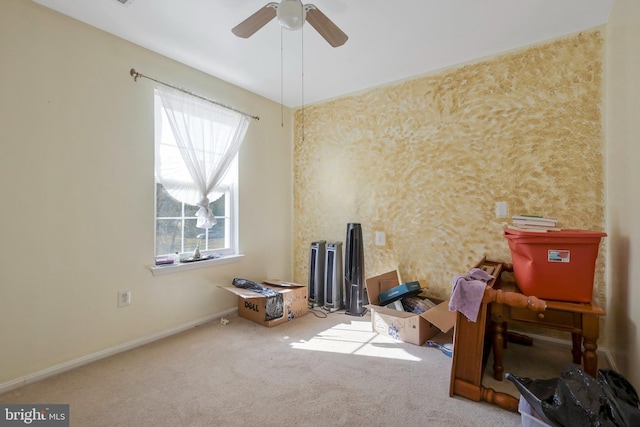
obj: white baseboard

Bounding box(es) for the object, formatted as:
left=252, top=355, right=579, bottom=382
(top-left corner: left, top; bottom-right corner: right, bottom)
left=0, top=307, right=237, bottom=395
left=601, top=347, right=619, bottom=372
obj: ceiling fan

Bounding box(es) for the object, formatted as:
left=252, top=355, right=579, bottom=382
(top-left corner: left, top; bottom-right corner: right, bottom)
left=232, top=0, right=348, bottom=47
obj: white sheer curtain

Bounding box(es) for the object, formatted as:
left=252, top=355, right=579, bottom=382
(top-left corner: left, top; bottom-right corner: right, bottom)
left=155, top=85, right=250, bottom=228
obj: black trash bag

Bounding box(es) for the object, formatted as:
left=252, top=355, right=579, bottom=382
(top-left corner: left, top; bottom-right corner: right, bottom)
left=508, top=365, right=640, bottom=427
left=232, top=278, right=283, bottom=321
left=598, top=369, right=640, bottom=427
left=542, top=365, right=616, bottom=427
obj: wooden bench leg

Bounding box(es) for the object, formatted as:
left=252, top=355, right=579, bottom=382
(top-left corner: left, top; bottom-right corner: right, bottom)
left=582, top=314, right=599, bottom=377
left=492, top=321, right=505, bottom=381
left=571, top=332, right=583, bottom=364
left=503, top=322, right=508, bottom=348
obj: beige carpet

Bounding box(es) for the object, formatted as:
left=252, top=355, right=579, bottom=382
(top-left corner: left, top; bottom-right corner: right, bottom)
left=1, top=308, right=601, bottom=427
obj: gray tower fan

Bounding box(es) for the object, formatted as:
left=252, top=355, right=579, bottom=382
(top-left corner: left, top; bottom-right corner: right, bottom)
left=345, top=223, right=367, bottom=316
left=308, top=240, right=326, bottom=307
left=324, top=242, right=344, bottom=312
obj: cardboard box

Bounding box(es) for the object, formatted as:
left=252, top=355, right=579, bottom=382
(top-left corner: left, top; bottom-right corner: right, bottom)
left=220, top=280, right=308, bottom=327
left=365, top=271, right=456, bottom=345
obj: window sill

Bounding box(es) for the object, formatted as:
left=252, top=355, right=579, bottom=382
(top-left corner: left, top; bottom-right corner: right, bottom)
left=149, top=254, right=244, bottom=276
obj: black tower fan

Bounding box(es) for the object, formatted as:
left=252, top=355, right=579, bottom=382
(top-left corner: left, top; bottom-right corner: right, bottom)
left=324, top=242, right=344, bottom=312
left=344, top=223, right=367, bottom=316
left=308, top=240, right=326, bottom=307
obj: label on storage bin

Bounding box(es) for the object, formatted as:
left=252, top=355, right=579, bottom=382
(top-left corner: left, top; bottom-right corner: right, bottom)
left=548, top=250, right=570, bottom=263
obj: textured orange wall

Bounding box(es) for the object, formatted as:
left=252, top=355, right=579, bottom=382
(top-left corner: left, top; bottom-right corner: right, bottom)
left=293, top=30, right=605, bottom=303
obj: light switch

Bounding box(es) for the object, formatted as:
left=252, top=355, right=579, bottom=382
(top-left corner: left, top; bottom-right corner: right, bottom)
left=496, top=202, right=508, bottom=218
left=375, top=231, right=386, bottom=246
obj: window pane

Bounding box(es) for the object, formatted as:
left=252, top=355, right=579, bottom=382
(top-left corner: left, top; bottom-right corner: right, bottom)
left=183, top=218, right=200, bottom=252
left=211, top=194, right=226, bottom=216
left=156, top=219, right=181, bottom=255
left=191, top=219, right=227, bottom=250
left=209, top=219, right=226, bottom=249
left=184, top=203, right=198, bottom=217
left=156, top=184, right=181, bottom=217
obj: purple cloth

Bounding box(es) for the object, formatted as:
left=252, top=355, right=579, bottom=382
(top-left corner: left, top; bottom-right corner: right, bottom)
left=448, top=268, right=495, bottom=322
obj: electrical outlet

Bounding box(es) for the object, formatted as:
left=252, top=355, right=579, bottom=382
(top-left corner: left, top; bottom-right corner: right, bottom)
left=118, top=290, right=131, bottom=308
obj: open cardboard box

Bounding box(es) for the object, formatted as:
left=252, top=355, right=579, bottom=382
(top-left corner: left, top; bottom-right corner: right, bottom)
left=365, top=271, right=456, bottom=345
left=220, top=280, right=308, bottom=327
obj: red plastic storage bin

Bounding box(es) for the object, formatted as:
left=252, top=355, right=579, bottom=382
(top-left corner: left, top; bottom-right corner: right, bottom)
left=504, top=228, right=607, bottom=303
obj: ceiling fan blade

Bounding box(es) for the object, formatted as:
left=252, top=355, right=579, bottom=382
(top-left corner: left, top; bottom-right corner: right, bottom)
left=304, top=5, right=348, bottom=47
left=232, top=3, right=278, bottom=38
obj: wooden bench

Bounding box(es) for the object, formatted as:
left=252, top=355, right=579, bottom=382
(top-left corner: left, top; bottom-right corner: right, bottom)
left=448, top=258, right=546, bottom=412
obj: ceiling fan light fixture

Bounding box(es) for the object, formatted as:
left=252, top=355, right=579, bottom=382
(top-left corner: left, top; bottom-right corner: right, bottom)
left=232, top=0, right=347, bottom=47
left=276, top=0, right=306, bottom=30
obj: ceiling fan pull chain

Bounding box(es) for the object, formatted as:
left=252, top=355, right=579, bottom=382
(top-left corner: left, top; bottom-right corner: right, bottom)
left=281, top=26, right=284, bottom=128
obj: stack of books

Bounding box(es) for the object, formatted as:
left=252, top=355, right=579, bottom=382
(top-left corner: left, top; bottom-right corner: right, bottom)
left=507, top=215, right=561, bottom=232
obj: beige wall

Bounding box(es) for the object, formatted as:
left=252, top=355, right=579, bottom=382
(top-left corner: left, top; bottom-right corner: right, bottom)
left=293, top=31, right=606, bottom=310
left=0, top=0, right=293, bottom=386
left=606, top=0, right=640, bottom=389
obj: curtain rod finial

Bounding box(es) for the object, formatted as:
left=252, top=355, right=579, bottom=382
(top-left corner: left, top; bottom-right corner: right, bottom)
left=130, top=68, right=139, bottom=81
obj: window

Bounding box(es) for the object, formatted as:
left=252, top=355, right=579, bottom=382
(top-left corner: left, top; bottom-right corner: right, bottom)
left=155, top=171, right=237, bottom=258
left=154, top=88, right=243, bottom=259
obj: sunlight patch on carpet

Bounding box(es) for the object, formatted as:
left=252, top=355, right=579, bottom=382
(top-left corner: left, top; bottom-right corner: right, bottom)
left=289, top=320, right=422, bottom=361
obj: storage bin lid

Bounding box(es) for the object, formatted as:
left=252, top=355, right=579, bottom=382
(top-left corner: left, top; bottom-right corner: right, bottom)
left=504, top=228, right=607, bottom=239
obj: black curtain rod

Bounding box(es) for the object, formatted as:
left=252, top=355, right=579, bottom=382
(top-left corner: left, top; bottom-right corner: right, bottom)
left=129, top=68, right=259, bottom=121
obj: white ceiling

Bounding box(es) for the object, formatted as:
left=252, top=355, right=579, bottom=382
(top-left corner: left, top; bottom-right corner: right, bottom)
left=33, top=0, right=614, bottom=108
